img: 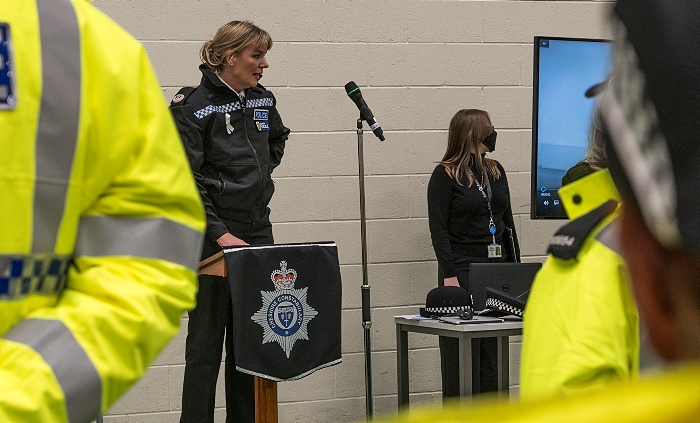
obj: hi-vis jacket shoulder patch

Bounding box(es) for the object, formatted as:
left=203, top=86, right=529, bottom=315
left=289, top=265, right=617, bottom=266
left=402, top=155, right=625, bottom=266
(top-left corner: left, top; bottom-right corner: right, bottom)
left=0, top=23, right=17, bottom=110
left=548, top=199, right=618, bottom=260
left=251, top=260, right=318, bottom=358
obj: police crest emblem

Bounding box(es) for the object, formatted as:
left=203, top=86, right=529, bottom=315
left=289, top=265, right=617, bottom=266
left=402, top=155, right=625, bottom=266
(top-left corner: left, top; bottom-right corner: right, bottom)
left=225, top=242, right=342, bottom=380
left=251, top=260, right=318, bottom=358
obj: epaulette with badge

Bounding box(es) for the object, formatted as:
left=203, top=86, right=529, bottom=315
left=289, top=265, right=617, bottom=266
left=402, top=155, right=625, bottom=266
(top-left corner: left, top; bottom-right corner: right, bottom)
left=547, top=200, right=618, bottom=260
left=170, top=87, right=196, bottom=106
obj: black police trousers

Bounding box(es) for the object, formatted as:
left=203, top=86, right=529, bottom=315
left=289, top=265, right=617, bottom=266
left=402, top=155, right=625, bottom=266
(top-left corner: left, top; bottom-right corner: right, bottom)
left=181, top=214, right=273, bottom=423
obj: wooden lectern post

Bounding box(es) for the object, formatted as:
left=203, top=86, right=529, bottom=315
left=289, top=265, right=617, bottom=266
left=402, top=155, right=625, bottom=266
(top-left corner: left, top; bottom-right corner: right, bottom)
left=199, top=251, right=278, bottom=423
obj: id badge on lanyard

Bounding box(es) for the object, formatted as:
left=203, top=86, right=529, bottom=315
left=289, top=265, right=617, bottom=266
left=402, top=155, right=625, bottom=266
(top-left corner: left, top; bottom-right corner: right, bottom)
left=487, top=216, right=502, bottom=258
left=472, top=170, right=502, bottom=259
left=488, top=242, right=502, bottom=258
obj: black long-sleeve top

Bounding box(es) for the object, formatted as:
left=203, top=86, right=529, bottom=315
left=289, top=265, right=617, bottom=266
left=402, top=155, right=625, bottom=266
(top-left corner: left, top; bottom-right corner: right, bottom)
left=427, top=161, right=520, bottom=278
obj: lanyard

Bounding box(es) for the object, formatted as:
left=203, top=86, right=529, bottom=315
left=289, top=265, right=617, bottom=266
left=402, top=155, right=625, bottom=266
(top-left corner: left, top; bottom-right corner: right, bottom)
left=470, top=169, right=497, bottom=243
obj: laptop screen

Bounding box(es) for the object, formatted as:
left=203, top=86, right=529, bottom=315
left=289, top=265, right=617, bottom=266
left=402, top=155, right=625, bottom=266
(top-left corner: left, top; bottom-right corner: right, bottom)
left=468, top=262, right=543, bottom=311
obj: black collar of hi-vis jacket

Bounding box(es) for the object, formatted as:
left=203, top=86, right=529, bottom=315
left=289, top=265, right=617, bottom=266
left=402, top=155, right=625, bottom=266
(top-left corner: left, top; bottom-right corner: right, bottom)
left=547, top=199, right=619, bottom=260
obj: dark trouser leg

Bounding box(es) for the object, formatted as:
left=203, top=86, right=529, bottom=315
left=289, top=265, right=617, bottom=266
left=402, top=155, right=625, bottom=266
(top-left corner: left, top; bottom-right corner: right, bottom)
left=225, top=350, right=255, bottom=423
left=455, top=257, right=501, bottom=394
left=437, top=258, right=499, bottom=397
left=439, top=336, right=458, bottom=398
left=222, top=215, right=274, bottom=423
left=224, top=283, right=255, bottom=423
left=439, top=336, right=483, bottom=398
left=181, top=273, right=229, bottom=423
left=477, top=337, right=499, bottom=393
left=438, top=263, right=483, bottom=397
left=224, top=295, right=255, bottom=423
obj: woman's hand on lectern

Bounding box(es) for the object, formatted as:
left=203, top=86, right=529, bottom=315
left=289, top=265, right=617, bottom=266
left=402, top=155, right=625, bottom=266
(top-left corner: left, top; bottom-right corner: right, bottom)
left=217, top=232, right=248, bottom=247
left=443, top=276, right=460, bottom=287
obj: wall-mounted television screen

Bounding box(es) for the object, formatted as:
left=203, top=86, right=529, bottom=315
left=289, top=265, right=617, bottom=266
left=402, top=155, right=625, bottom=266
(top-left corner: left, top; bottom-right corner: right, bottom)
left=531, top=36, right=612, bottom=219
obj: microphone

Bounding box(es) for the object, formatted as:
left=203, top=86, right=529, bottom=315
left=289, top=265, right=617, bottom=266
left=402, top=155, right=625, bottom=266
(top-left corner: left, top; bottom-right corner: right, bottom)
left=344, top=81, right=385, bottom=141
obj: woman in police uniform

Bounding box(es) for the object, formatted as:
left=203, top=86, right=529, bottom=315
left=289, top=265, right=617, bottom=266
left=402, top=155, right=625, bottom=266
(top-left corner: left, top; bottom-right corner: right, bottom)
left=170, top=21, right=290, bottom=423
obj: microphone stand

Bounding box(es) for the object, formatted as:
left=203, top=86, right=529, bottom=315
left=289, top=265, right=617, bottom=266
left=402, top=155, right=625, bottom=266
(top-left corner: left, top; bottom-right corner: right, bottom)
left=356, top=117, right=374, bottom=420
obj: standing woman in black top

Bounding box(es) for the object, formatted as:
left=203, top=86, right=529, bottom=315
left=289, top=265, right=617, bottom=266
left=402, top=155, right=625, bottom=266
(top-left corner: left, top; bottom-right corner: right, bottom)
left=427, top=109, right=520, bottom=397
left=171, top=21, right=290, bottom=423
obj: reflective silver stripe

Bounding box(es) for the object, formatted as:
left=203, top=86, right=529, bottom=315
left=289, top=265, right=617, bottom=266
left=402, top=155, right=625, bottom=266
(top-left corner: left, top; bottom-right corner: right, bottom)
left=0, top=254, right=70, bottom=299
left=33, top=0, right=81, bottom=252
left=3, top=318, right=101, bottom=423
left=75, top=216, right=203, bottom=271
left=596, top=217, right=621, bottom=255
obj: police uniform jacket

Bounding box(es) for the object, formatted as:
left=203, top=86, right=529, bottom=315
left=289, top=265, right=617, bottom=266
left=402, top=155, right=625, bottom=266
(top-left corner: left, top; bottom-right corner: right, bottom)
left=1, top=1, right=206, bottom=421
left=170, top=65, right=290, bottom=243
left=520, top=169, right=640, bottom=400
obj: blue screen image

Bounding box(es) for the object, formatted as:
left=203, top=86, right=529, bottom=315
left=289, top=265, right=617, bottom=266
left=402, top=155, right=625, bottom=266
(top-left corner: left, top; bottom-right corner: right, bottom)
left=533, top=38, right=612, bottom=218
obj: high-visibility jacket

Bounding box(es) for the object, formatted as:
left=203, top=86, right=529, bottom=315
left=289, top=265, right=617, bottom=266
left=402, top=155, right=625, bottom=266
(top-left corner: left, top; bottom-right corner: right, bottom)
left=372, top=362, right=700, bottom=423
left=0, top=1, right=205, bottom=422
left=520, top=169, right=639, bottom=400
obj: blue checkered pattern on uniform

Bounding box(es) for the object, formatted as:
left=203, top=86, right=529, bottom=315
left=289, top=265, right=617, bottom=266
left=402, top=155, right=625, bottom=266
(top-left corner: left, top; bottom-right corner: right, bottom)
left=194, top=101, right=242, bottom=120
left=0, top=255, right=70, bottom=299
left=193, top=97, right=274, bottom=120
left=246, top=98, right=274, bottom=108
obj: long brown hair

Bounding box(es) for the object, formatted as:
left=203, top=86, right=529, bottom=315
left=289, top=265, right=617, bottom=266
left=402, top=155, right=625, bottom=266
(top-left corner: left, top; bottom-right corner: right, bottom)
left=200, top=21, right=273, bottom=73
left=440, top=109, right=501, bottom=187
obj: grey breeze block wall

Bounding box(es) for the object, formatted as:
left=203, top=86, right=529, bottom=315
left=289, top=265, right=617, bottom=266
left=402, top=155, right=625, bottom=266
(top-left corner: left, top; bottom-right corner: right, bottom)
left=92, top=1, right=613, bottom=422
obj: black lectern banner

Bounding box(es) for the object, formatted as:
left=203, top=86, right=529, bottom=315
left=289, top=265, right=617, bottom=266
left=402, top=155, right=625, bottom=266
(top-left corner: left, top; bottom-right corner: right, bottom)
left=223, top=242, right=342, bottom=381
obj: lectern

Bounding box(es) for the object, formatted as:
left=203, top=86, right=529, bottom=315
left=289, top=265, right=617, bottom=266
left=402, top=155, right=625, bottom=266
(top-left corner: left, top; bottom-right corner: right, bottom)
left=198, top=251, right=278, bottom=423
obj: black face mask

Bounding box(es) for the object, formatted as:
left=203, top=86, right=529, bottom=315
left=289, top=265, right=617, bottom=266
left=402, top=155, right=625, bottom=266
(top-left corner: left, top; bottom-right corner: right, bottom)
left=482, top=130, right=497, bottom=152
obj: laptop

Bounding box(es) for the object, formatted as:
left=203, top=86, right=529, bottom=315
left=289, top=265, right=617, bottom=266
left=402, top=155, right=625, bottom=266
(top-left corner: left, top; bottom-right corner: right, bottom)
left=468, top=262, right=542, bottom=311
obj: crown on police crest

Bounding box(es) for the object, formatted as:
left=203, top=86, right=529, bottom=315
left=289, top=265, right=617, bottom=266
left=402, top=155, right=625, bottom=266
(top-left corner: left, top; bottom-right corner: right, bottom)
left=271, top=261, right=297, bottom=290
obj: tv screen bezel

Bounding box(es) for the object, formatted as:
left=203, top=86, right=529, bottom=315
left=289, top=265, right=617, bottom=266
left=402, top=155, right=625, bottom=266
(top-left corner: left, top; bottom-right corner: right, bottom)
left=530, top=35, right=612, bottom=220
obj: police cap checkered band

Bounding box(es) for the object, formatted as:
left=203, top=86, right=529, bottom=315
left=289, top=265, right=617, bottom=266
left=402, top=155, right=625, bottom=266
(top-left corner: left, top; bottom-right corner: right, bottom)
left=424, top=306, right=471, bottom=315
left=602, top=0, right=700, bottom=254
left=483, top=287, right=525, bottom=317
left=420, top=286, right=472, bottom=318
left=485, top=297, right=523, bottom=318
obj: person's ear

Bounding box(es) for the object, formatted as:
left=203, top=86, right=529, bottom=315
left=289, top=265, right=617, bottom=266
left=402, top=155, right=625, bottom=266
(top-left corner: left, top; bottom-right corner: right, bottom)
left=620, top=202, right=679, bottom=360
left=225, top=52, right=236, bottom=66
